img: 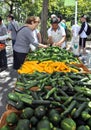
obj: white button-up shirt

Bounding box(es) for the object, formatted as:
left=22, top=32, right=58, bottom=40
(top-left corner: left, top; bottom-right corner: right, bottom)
left=47, top=26, right=66, bottom=48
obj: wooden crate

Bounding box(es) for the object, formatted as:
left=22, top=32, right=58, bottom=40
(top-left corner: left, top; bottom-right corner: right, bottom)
left=0, top=105, right=21, bottom=129
left=74, top=63, right=90, bottom=73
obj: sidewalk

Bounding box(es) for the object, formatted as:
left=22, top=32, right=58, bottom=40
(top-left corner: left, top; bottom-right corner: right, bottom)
left=0, top=40, right=18, bottom=117
left=0, top=40, right=91, bottom=118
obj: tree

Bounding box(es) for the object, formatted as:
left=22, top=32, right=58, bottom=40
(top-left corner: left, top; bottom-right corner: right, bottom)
left=41, top=0, right=49, bottom=44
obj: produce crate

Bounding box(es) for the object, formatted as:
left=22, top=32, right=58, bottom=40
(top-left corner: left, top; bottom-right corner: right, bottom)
left=74, top=63, right=90, bottom=73
left=0, top=105, right=21, bottom=129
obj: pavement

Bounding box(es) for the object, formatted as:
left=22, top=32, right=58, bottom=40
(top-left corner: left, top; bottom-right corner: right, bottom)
left=0, top=40, right=91, bottom=118
left=0, top=41, right=18, bottom=118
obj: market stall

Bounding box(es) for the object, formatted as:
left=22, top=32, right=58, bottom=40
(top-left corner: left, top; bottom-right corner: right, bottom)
left=0, top=46, right=91, bottom=130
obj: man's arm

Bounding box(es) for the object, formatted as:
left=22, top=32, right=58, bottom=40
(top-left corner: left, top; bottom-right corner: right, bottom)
left=47, top=28, right=54, bottom=45
left=0, top=35, right=10, bottom=40
left=53, top=35, right=66, bottom=46
left=47, top=36, right=54, bottom=45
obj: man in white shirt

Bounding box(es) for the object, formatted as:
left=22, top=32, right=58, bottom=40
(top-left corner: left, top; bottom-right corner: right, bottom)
left=47, top=17, right=66, bottom=48
left=79, top=15, right=88, bottom=54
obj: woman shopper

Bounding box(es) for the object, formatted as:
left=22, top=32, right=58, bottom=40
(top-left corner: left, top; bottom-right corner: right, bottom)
left=13, top=16, right=48, bottom=70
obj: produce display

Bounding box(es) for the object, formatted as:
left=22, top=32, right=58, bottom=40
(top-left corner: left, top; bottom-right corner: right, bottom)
left=0, top=46, right=91, bottom=130
left=26, top=46, right=80, bottom=63
left=17, top=60, right=81, bottom=74
left=4, top=72, right=91, bottom=129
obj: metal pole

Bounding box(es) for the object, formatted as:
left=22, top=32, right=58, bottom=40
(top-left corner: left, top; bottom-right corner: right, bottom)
left=75, top=0, right=78, bottom=25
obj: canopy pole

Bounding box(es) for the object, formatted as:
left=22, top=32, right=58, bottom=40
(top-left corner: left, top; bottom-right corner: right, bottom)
left=75, top=0, right=78, bottom=25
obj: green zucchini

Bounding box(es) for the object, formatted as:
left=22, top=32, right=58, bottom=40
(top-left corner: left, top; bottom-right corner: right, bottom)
left=32, top=100, right=51, bottom=106
left=53, top=91, right=61, bottom=102
left=65, top=81, right=73, bottom=90
left=63, top=97, right=73, bottom=106
left=7, top=92, right=19, bottom=102
left=73, top=102, right=87, bottom=118
left=8, top=100, right=24, bottom=110
left=58, top=89, right=69, bottom=97
left=74, top=86, right=91, bottom=97
left=46, top=87, right=57, bottom=99
left=61, top=100, right=77, bottom=118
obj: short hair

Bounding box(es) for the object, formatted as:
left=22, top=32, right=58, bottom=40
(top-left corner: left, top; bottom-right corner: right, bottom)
left=0, top=16, right=2, bottom=22
left=51, top=17, right=59, bottom=24
left=81, top=15, right=87, bottom=19
left=51, top=14, right=57, bottom=19
left=8, top=14, right=14, bottom=20
left=25, top=16, right=40, bottom=24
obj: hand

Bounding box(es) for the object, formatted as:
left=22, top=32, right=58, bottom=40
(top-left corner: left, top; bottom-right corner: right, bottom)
left=43, top=44, right=49, bottom=48
left=53, top=42, right=60, bottom=47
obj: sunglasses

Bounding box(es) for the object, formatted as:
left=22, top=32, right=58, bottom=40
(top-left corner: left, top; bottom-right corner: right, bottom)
left=35, top=21, right=40, bottom=23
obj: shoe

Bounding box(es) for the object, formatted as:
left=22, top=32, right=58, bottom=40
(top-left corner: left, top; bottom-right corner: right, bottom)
left=0, top=67, right=7, bottom=72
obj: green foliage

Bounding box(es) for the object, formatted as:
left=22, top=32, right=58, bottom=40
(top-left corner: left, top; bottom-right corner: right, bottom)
left=1, top=0, right=91, bottom=23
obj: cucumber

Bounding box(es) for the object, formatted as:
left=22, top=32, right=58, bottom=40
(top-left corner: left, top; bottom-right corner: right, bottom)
left=8, top=100, right=24, bottom=110
left=73, top=102, right=87, bottom=118
left=7, top=92, right=19, bottom=102
left=61, top=100, right=77, bottom=118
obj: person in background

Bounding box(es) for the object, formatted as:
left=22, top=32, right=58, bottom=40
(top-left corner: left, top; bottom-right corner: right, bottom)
left=60, top=19, right=67, bottom=31
left=7, top=14, right=19, bottom=46
left=58, top=15, right=67, bottom=48
left=47, top=17, right=66, bottom=48
left=30, top=17, right=42, bottom=51
left=51, top=14, right=57, bottom=19
left=0, top=16, right=8, bottom=72
left=32, top=17, right=42, bottom=44
left=79, top=15, right=88, bottom=54
left=13, top=16, right=48, bottom=70
left=33, top=29, right=42, bottom=43
left=70, top=21, right=80, bottom=50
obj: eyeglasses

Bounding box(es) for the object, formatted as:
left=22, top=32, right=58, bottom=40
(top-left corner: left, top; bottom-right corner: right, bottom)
left=35, top=21, right=40, bottom=23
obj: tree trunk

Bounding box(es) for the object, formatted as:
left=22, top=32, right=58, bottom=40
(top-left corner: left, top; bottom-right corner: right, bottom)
left=40, top=0, right=49, bottom=44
